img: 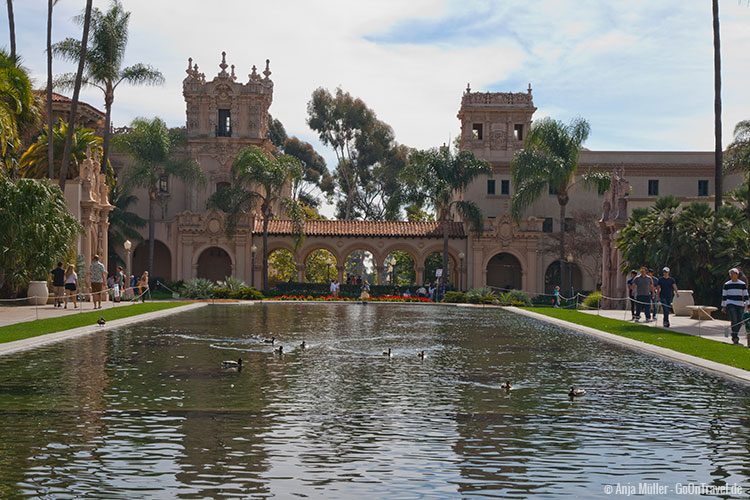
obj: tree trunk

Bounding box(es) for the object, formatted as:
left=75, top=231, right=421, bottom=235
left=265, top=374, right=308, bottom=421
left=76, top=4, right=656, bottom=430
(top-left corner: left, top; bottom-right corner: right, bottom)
left=713, top=0, right=723, bottom=212
left=747, top=174, right=750, bottom=219
left=59, top=0, right=93, bottom=192
left=441, top=220, right=449, bottom=299
left=262, top=206, right=270, bottom=291
left=102, top=86, right=113, bottom=174
left=148, top=191, right=156, bottom=276
left=559, top=200, right=567, bottom=297
left=46, top=0, right=54, bottom=179
left=6, top=0, right=15, bottom=60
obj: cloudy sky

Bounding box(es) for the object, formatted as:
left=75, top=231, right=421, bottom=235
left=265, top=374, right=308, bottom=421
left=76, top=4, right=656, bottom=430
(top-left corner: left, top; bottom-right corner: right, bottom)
left=5, top=1, right=750, bottom=162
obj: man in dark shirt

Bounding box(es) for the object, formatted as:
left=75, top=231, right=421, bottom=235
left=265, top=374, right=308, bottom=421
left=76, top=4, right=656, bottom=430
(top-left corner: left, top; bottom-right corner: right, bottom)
left=50, top=262, right=66, bottom=308
left=656, top=267, right=679, bottom=328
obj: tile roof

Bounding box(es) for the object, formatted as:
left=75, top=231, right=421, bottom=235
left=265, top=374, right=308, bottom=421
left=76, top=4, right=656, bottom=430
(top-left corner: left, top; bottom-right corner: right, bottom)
left=49, top=92, right=106, bottom=118
left=254, top=220, right=466, bottom=239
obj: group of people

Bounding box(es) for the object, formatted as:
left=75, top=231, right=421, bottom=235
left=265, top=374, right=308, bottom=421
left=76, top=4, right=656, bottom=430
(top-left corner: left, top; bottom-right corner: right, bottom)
left=49, top=255, right=151, bottom=309
left=627, top=266, right=678, bottom=328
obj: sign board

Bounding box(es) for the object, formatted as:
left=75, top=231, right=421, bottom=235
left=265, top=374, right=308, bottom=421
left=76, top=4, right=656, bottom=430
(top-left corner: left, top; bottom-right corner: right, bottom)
left=435, top=269, right=443, bottom=277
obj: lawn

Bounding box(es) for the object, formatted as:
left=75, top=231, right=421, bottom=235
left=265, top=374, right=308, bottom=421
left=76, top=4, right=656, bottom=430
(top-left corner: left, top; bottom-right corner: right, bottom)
left=0, top=302, right=188, bottom=345
left=524, top=307, right=750, bottom=372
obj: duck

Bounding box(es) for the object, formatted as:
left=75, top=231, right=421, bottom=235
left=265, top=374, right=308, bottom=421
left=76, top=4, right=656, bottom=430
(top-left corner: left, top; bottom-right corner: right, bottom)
left=569, top=386, right=586, bottom=398
left=262, top=336, right=276, bottom=344
left=502, top=381, right=512, bottom=391
left=417, top=350, right=426, bottom=359
left=221, top=358, right=243, bottom=370
left=300, top=341, right=307, bottom=349
left=97, top=317, right=106, bottom=327
left=382, top=348, right=392, bottom=357
left=275, top=345, right=283, bottom=355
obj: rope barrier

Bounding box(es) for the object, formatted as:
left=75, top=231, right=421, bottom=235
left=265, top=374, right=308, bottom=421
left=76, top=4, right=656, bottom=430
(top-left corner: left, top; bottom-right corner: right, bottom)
left=0, top=285, right=150, bottom=306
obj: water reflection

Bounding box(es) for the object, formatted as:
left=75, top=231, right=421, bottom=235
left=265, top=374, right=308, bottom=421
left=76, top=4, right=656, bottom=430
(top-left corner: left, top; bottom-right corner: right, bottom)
left=0, top=304, right=747, bottom=497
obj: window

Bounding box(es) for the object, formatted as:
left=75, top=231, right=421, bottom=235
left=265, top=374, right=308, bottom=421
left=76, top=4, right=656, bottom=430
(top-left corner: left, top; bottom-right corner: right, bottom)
left=216, top=181, right=231, bottom=193
left=472, top=123, right=483, bottom=140
left=514, top=124, right=524, bottom=141
left=542, top=217, right=553, bottom=233
left=648, top=179, right=659, bottom=196
left=158, top=175, right=169, bottom=193
left=698, top=180, right=709, bottom=197
left=487, top=179, right=496, bottom=195
left=500, top=179, right=510, bottom=195
left=564, top=217, right=576, bottom=232
left=218, top=109, right=231, bottom=137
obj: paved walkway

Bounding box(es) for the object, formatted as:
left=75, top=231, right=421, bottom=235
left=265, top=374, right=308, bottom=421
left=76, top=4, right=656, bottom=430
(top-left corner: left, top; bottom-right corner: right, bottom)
left=580, top=308, right=749, bottom=346
left=0, top=300, right=140, bottom=327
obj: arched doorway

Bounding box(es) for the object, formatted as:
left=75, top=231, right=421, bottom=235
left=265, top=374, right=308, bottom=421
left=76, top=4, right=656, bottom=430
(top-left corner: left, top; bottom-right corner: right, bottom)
left=486, top=253, right=522, bottom=290
left=268, top=248, right=296, bottom=286
left=424, top=252, right=456, bottom=286
left=544, top=261, right=583, bottom=295
left=197, top=247, right=232, bottom=282
left=344, top=250, right=376, bottom=285
left=304, top=249, right=337, bottom=283
left=383, top=250, right=416, bottom=286
left=132, top=240, right=172, bottom=280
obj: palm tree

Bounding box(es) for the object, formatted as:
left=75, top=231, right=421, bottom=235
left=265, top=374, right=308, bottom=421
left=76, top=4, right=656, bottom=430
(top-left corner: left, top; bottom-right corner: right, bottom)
left=0, top=51, right=39, bottom=176
left=19, top=119, right=102, bottom=179
left=46, top=0, right=60, bottom=179
left=510, top=117, right=608, bottom=294
left=116, top=117, right=204, bottom=275
left=725, top=120, right=750, bottom=216
left=402, top=146, right=491, bottom=290
left=6, top=0, right=15, bottom=60
left=59, top=0, right=93, bottom=192
left=107, top=182, right=146, bottom=268
left=53, top=0, right=164, bottom=176
left=712, top=0, right=723, bottom=211
left=207, top=146, right=303, bottom=291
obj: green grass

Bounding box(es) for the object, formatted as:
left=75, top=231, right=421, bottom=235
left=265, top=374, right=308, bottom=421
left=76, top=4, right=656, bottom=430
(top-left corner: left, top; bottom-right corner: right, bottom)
left=524, top=307, right=750, bottom=372
left=0, top=302, right=189, bottom=345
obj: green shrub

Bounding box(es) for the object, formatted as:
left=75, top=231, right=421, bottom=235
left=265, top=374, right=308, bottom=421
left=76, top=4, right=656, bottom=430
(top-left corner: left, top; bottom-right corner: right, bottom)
left=443, top=291, right=466, bottom=303
left=506, top=289, right=532, bottom=306
left=229, top=286, right=264, bottom=300
left=581, top=291, right=602, bottom=309
left=180, top=278, right=215, bottom=299
left=212, top=286, right=230, bottom=299
left=221, top=276, right=246, bottom=292
left=466, top=287, right=498, bottom=304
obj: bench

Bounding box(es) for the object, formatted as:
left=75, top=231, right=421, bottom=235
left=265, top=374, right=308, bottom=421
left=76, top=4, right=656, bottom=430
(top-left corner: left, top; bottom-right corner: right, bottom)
left=685, top=305, right=718, bottom=320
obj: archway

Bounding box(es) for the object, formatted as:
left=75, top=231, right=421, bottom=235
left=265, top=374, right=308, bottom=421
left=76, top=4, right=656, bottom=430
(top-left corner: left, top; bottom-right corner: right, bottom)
left=344, top=250, right=376, bottom=285
left=304, top=249, right=337, bottom=283
left=544, top=261, right=583, bottom=295
left=424, top=252, right=456, bottom=286
left=132, top=240, right=172, bottom=280
left=382, top=250, right=416, bottom=286
left=268, top=248, right=296, bottom=285
left=197, top=247, right=232, bottom=282
left=486, top=253, right=522, bottom=290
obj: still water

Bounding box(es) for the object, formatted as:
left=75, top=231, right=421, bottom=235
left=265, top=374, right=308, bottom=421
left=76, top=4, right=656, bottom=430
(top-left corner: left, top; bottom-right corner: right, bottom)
left=0, top=303, right=748, bottom=498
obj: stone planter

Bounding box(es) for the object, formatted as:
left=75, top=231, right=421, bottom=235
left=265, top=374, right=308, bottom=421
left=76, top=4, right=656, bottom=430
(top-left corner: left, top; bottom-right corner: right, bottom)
left=672, top=290, right=694, bottom=316
left=27, top=280, right=50, bottom=306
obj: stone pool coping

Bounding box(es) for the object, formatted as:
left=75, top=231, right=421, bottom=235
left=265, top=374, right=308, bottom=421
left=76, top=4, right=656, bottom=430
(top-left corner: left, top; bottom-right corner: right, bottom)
left=0, top=302, right=207, bottom=357
left=505, top=306, right=750, bottom=386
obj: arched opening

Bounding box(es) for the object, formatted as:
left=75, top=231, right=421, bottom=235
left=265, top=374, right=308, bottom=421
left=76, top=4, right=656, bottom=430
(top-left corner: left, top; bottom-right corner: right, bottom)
left=268, top=248, right=296, bottom=285
left=304, top=249, right=337, bottom=283
left=424, top=252, right=456, bottom=287
left=544, top=261, right=583, bottom=295
left=132, top=240, right=172, bottom=281
left=197, top=247, right=232, bottom=282
left=382, top=250, right=416, bottom=286
left=486, top=253, right=522, bottom=290
left=344, top=250, right=376, bottom=285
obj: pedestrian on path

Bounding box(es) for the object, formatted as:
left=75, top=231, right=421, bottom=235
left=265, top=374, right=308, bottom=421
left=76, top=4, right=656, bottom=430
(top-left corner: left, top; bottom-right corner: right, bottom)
left=626, top=270, right=637, bottom=320
left=656, top=267, right=679, bottom=328
left=631, top=266, right=654, bottom=322
left=553, top=285, right=561, bottom=308
left=89, top=255, right=107, bottom=309
left=648, top=268, right=659, bottom=323
left=721, top=267, right=749, bottom=345
left=64, top=264, right=78, bottom=309
left=50, top=262, right=66, bottom=307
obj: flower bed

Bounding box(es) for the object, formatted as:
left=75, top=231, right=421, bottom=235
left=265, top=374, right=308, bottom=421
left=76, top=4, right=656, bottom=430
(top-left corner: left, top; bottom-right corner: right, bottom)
left=273, top=294, right=432, bottom=303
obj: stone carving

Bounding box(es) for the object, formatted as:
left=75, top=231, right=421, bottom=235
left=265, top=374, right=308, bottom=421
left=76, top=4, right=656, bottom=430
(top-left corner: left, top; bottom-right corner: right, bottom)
left=462, top=91, right=533, bottom=107
left=489, top=124, right=507, bottom=150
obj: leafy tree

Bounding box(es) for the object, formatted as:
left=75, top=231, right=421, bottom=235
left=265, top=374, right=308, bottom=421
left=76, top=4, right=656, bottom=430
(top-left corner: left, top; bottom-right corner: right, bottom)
left=107, top=182, right=145, bottom=269
left=54, top=0, right=164, bottom=178
left=307, top=86, right=405, bottom=220
left=282, top=136, right=334, bottom=209
left=268, top=249, right=296, bottom=285
left=725, top=120, right=750, bottom=217
left=115, top=117, right=204, bottom=276
left=304, top=249, right=337, bottom=283
left=405, top=203, right=434, bottom=222
left=510, top=117, right=608, bottom=293
left=384, top=251, right=416, bottom=286
left=207, top=146, right=303, bottom=290
left=19, top=120, right=102, bottom=179
left=267, top=115, right=288, bottom=150
left=0, top=50, right=39, bottom=171
left=401, top=146, right=490, bottom=289
left=0, top=177, right=81, bottom=296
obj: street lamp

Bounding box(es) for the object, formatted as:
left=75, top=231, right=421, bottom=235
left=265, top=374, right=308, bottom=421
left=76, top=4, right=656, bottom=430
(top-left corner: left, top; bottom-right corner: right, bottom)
left=124, top=239, right=132, bottom=276
left=251, top=244, right=258, bottom=288
left=566, top=253, right=574, bottom=297
left=458, top=252, right=465, bottom=291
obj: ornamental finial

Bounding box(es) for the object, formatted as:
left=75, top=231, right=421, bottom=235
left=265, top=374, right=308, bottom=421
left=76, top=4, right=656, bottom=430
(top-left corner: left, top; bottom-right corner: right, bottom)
left=219, top=51, right=228, bottom=75
left=263, top=59, right=271, bottom=79
left=465, top=82, right=471, bottom=94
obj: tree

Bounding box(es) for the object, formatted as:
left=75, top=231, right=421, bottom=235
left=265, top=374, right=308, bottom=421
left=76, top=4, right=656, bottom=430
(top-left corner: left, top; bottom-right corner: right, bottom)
left=538, top=209, right=603, bottom=288
left=712, top=0, right=723, bottom=211
left=207, top=145, right=303, bottom=291
left=19, top=120, right=102, bottom=179
left=282, top=136, right=334, bottom=209
left=307, top=87, right=404, bottom=220
left=725, top=120, right=750, bottom=217
left=46, top=0, right=60, bottom=179
left=58, top=0, right=93, bottom=192
left=0, top=177, right=81, bottom=296
left=5, top=0, right=15, bottom=60
left=116, top=117, right=204, bottom=276
left=510, top=117, right=608, bottom=293
left=107, top=182, right=145, bottom=269
left=402, top=146, right=491, bottom=291
left=0, top=50, right=39, bottom=171
left=54, top=0, right=164, bottom=177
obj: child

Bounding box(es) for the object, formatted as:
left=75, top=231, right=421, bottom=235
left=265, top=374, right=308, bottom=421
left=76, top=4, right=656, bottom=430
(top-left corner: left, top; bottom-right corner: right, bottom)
left=553, top=285, right=561, bottom=308
left=743, top=304, right=750, bottom=348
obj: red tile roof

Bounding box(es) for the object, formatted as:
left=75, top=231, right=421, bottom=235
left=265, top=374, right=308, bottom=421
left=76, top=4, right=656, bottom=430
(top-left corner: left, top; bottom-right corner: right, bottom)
left=254, top=220, right=466, bottom=238
left=50, top=92, right=106, bottom=118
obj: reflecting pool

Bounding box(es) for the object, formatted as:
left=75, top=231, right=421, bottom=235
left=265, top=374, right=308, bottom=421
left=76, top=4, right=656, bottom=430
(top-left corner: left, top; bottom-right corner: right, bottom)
left=0, top=303, right=749, bottom=498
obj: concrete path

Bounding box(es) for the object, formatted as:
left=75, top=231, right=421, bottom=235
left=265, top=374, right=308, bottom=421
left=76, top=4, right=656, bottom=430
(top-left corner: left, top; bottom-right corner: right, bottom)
left=0, top=300, right=140, bottom=327
left=580, top=308, right=748, bottom=346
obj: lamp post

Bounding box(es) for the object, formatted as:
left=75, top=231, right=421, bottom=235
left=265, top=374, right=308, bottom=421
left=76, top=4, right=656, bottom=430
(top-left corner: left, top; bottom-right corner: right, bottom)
left=124, top=239, right=132, bottom=278
left=566, top=253, right=574, bottom=297
left=251, top=244, right=258, bottom=289
left=458, top=252, right=465, bottom=291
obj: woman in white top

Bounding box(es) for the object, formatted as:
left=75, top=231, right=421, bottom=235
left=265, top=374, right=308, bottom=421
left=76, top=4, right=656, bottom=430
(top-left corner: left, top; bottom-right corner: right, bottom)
left=64, top=264, right=78, bottom=308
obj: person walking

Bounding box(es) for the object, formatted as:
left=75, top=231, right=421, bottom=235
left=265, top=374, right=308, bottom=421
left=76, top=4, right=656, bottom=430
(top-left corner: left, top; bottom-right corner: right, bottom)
left=89, top=254, right=107, bottom=309
left=647, top=269, right=659, bottom=322
left=63, top=264, right=78, bottom=309
left=631, top=266, right=654, bottom=322
left=626, top=270, right=637, bottom=319
left=553, top=285, right=561, bottom=308
left=721, top=267, right=749, bottom=345
left=137, top=271, right=150, bottom=302
left=656, top=267, right=679, bottom=328
left=113, top=266, right=125, bottom=303
left=50, top=262, right=66, bottom=307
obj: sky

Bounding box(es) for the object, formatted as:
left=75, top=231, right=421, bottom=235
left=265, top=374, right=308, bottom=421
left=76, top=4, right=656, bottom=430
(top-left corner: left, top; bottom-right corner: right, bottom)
left=4, top=1, right=750, bottom=190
